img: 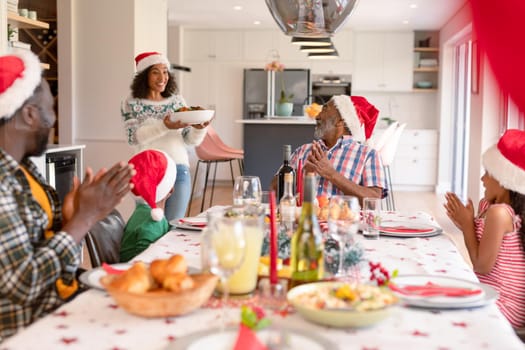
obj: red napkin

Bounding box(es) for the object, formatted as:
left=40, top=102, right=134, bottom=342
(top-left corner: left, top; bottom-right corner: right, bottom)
left=102, top=263, right=125, bottom=275
left=178, top=218, right=207, bottom=227
left=233, top=325, right=268, bottom=350
left=380, top=225, right=434, bottom=233
left=389, top=281, right=483, bottom=297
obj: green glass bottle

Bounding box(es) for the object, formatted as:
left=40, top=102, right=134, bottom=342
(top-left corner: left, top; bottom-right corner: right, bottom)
left=290, top=173, right=324, bottom=287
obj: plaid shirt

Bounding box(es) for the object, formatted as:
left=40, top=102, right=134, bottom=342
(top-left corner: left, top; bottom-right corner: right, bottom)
left=290, top=135, right=386, bottom=197
left=0, top=148, right=80, bottom=340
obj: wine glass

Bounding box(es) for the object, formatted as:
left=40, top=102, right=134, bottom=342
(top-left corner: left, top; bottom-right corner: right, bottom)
left=204, top=215, right=247, bottom=330
left=233, top=176, right=262, bottom=207
left=327, top=195, right=360, bottom=279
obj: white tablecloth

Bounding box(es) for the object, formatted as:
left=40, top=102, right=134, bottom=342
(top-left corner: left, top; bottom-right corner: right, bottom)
left=2, top=212, right=524, bottom=349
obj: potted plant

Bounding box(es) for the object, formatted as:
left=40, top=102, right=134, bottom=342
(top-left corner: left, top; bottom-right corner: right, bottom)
left=265, top=60, right=294, bottom=117
left=277, top=88, right=294, bottom=117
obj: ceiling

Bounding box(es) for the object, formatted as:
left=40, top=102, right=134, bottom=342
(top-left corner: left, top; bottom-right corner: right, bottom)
left=168, top=0, right=467, bottom=31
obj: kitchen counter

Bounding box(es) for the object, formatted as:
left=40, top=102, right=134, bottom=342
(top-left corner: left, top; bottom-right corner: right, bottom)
left=236, top=116, right=316, bottom=125
left=238, top=119, right=316, bottom=189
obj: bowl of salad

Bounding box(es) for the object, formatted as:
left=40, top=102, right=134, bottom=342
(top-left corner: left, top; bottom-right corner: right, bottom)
left=287, top=281, right=398, bottom=328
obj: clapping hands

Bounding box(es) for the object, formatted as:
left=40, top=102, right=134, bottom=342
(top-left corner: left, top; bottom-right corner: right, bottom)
left=62, top=162, right=135, bottom=243
left=444, top=192, right=475, bottom=232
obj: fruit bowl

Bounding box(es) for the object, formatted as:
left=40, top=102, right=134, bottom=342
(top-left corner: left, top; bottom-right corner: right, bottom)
left=287, top=281, right=398, bottom=328
left=100, top=273, right=218, bottom=318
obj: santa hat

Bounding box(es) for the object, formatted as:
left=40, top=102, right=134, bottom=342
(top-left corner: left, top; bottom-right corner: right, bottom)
left=331, top=95, right=379, bottom=142
left=134, top=52, right=170, bottom=73
left=0, top=51, right=42, bottom=120
left=128, top=149, right=177, bottom=221
left=482, top=129, right=525, bottom=194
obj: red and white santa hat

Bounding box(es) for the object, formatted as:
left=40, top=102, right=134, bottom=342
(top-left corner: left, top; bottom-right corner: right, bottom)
left=134, top=51, right=170, bottom=74
left=331, top=95, right=379, bottom=142
left=128, top=149, right=177, bottom=221
left=0, top=50, right=42, bottom=120
left=482, top=129, right=525, bottom=194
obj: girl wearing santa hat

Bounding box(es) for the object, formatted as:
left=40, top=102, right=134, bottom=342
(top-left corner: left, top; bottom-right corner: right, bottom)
left=121, top=52, right=210, bottom=222
left=444, top=129, right=525, bottom=327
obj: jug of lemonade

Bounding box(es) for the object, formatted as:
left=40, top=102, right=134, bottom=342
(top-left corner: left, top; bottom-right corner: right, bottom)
left=215, top=207, right=265, bottom=295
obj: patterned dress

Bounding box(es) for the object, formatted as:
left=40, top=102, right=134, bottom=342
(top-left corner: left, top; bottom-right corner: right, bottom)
left=474, top=198, right=525, bottom=327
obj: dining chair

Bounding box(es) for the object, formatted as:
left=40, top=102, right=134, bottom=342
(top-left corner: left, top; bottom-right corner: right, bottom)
left=378, top=123, right=406, bottom=211
left=84, top=209, right=125, bottom=268
left=187, top=127, right=244, bottom=216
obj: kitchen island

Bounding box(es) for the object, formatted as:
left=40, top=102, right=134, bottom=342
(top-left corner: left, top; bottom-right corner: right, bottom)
left=237, top=117, right=315, bottom=190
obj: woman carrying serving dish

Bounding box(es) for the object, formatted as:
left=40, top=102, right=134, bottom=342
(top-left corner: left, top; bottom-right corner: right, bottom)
left=121, top=51, right=211, bottom=221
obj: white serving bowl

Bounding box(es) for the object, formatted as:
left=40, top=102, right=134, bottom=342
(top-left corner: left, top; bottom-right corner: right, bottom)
left=287, top=281, right=398, bottom=328
left=169, top=110, right=214, bottom=124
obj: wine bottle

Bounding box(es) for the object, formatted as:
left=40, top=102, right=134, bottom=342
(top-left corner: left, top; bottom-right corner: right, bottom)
left=277, top=144, right=295, bottom=202
left=279, top=172, right=296, bottom=235
left=290, top=173, right=324, bottom=287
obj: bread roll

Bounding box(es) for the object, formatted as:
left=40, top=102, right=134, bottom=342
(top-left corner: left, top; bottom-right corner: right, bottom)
left=150, top=255, right=188, bottom=284
left=162, top=273, right=195, bottom=292
left=109, top=262, right=154, bottom=293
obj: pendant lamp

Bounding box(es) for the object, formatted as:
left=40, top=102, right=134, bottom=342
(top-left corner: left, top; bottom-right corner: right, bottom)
left=291, top=37, right=332, bottom=46
left=265, top=0, right=358, bottom=37
left=308, top=50, right=339, bottom=59
left=300, top=44, right=336, bottom=53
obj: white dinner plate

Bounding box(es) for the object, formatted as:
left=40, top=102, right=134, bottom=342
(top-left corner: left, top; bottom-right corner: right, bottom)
left=170, top=221, right=204, bottom=231
left=167, top=326, right=337, bottom=350
left=79, top=263, right=199, bottom=290
left=379, top=220, right=442, bottom=238
left=391, top=275, right=498, bottom=309
left=169, top=110, right=214, bottom=124
left=178, top=217, right=207, bottom=227
left=78, top=263, right=132, bottom=290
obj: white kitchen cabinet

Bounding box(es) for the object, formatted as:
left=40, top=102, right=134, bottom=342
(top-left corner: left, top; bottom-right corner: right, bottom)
left=390, top=129, right=438, bottom=189
left=353, top=31, right=414, bottom=92
left=181, top=61, right=216, bottom=109
left=243, top=30, right=276, bottom=61
left=183, top=29, right=242, bottom=61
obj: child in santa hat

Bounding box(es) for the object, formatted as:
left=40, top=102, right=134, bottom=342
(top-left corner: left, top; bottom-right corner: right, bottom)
left=120, top=149, right=177, bottom=262
left=444, top=129, right=525, bottom=327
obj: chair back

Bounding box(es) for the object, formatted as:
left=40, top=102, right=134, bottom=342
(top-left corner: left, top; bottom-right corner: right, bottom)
left=380, top=123, right=406, bottom=166
left=207, top=126, right=244, bottom=156
left=85, top=209, right=125, bottom=267
left=368, top=121, right=399, bottom=151
left=195, top=129, right=242, bottom=161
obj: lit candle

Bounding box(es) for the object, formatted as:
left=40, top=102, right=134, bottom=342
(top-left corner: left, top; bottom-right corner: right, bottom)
left=269, top=190, right=278, bottom=285
left=296, top=159, right=303, bottom=207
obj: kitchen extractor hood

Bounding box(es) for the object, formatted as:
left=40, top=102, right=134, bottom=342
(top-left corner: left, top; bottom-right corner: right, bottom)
left=265, top=0, right=358, bottom=37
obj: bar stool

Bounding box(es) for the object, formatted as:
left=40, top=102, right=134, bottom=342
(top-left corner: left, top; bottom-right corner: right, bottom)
left=187, top=127, right=244, bottom=216
left=378, top=123, right=406, bottom=211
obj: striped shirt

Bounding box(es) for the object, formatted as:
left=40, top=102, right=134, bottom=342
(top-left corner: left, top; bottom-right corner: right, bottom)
left=290, top=135, right=385, bottom=197
left=0, top=148, right=80, bottom=340
left=475, top=199, right=525, bottom=327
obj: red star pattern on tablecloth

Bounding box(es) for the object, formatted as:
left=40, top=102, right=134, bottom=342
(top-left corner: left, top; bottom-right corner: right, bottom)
left=60, top=337, right=77, bottom=344
left=54, top=311, right=69, bottom=317
left=411, top=330, right=429, bottom=337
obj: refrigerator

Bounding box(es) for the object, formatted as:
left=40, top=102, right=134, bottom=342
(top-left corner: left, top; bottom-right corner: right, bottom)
left=243, top=68, right=311, bottom=119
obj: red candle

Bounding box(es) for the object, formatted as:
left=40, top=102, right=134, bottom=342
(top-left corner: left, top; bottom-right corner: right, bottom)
left=296, top=159, right=303, bottom=207
left=269, top=190, right=278, bottom=285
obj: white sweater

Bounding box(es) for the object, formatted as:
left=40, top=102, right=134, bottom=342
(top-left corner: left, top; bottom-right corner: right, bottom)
left=121, top=95, right=207, bottom=166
